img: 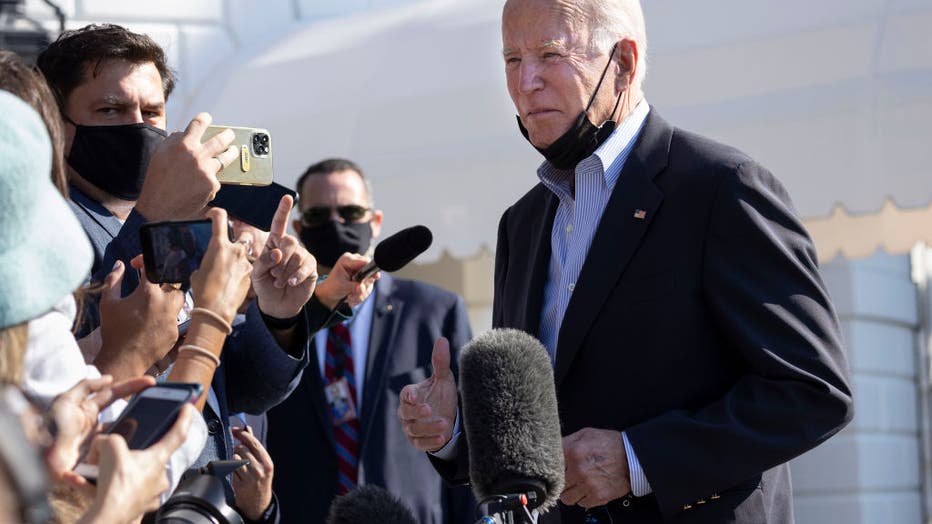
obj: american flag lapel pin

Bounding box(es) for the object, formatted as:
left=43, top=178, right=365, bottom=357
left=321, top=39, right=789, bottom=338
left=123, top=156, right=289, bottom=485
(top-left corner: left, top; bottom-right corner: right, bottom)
left=633, top=209, right=647, bottom=220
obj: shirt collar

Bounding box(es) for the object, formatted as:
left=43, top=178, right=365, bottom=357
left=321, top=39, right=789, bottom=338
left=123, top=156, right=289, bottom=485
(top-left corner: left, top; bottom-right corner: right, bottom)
left=537, top=100, right=651, bottom=198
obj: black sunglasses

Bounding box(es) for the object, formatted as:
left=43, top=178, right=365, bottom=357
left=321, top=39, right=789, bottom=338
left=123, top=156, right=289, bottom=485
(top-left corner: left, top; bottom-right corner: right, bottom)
left=301, top=204, right=370, bottom=227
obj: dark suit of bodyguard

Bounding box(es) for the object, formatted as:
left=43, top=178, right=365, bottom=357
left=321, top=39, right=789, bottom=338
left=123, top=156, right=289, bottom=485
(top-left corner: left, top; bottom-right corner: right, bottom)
left=403, top=1, right=854, bottom=522
left=267, top=159, right=476, bottom=523
left=268, top=275, right=476, bottom=523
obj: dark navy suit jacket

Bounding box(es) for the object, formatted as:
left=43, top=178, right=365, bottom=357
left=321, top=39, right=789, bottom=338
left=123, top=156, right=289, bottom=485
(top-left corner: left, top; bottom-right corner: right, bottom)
left=435, top=109, right=854, bottom=523
left=267, top=274, right=477, bottom=523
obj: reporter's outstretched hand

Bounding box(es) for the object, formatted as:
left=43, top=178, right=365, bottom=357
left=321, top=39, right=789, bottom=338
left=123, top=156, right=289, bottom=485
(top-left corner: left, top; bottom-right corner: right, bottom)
left=397, top=337, right=458, bottom=452
left=135, top=112, right=238, bottom=221
left=45, top=375, right=155, bottom=479
left=75, top=404, right=195, bottom=524
left=315, top=252, right=379, bottom=310
left=231, top=426, right=275, bottom=521
left=252, top=195, right=318, bottom=319
left=96, top=257, right=185, bottom=380
left=189, top=207, right=253, bottom=323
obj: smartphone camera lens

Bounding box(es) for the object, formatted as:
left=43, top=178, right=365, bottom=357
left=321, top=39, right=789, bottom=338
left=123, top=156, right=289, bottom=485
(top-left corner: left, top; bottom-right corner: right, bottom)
left=252, top=133, right=270, bottom=156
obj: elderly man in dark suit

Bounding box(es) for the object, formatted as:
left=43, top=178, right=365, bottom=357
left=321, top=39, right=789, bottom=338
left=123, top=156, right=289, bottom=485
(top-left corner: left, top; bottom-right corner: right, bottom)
left=266, top=159, right=476, bottom=523
left=398, top=0, right=854, bottom=522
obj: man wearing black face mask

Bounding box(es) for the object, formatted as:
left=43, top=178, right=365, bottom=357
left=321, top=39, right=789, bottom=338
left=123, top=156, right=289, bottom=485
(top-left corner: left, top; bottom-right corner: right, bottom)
left=37, top=25, right=238, bottom=289
left=398, top=1, right=853, bottom=523
left=265, top=158, right=476, bottom=524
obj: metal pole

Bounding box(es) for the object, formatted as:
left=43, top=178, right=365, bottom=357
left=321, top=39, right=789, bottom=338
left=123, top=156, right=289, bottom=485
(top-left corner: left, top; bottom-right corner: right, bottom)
left=910, top=243, right=932, bottom=523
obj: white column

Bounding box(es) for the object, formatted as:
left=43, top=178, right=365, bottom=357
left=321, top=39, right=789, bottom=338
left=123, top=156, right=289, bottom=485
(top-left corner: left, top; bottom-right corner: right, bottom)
left=792, top=252, right=922, bottom=523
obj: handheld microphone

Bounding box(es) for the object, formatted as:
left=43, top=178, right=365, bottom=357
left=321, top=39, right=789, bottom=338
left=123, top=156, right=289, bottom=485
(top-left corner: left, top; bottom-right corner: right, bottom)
left=353, top=225, right=432, bottom=282
left=326, top=485, right=417, bottom=524
left=459, top=329, right=565, bottom=523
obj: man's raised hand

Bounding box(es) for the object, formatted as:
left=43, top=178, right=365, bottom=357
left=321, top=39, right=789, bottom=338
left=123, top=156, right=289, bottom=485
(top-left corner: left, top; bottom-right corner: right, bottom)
left=135, top=112, right=238, bottom=221
left=397, top=337, right=458, bottom=452
left=252, top=195, right=318, bottom=320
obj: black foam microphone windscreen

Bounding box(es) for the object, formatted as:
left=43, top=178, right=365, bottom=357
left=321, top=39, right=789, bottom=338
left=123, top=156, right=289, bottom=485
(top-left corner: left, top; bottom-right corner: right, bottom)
left=459, top=328, right=565, bottom=513
left=353, top=225, right=432, bottom=281
left=326, top=485, right=417, bottom=524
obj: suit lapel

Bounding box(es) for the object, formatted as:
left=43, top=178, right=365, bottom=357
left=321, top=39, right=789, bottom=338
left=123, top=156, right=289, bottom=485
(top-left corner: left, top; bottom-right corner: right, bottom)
left=521, top=193, right=559, bottom=335
left=359, top=276, right=401, bottom=456
left=554, top=110, right=673, bottom=385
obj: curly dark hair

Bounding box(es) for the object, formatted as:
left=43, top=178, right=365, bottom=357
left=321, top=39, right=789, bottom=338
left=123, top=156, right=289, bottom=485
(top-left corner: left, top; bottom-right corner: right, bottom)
left=36, top=23, right=176, bottom=111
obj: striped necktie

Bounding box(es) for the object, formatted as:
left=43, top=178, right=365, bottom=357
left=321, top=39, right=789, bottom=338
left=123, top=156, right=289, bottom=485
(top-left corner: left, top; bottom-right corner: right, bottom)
left=325, top=322, right=360, bottom=494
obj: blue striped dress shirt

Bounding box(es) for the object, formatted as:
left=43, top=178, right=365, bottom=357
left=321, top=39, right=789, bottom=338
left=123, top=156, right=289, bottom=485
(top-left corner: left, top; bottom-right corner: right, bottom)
left=536, top=100, right=653, bottom=497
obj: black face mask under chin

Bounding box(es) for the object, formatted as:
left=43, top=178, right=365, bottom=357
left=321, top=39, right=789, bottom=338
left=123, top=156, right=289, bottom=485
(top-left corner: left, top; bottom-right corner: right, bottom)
left=65, top=119, right=167, bottom=201
left=517, top=44, right=623, bottom=171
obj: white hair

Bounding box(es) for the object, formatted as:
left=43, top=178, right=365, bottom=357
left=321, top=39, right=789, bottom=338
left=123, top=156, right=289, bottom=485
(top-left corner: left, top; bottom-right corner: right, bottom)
left=589, top=0, right=648, bottom=91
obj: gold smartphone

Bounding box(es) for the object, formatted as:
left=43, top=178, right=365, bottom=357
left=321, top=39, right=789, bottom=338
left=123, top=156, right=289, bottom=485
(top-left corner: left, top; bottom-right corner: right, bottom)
left=201, top=125, right=274, bottom=186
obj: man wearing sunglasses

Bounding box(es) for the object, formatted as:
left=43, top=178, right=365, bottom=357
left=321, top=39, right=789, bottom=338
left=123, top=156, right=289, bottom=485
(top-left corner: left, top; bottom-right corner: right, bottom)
left=266, top=158, right=476, bottom=523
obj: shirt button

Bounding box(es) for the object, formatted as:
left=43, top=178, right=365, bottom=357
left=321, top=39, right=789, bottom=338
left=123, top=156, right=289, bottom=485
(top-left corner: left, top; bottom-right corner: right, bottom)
left=207, top=419, right=221, bottom=435
left=565, top=224, right=573, bottom=234
left=568, top=283, right=575, bottom=292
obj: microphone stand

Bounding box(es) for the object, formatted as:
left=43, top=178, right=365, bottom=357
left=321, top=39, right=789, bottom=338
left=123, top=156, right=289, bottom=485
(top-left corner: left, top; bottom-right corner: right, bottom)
left=474, top=493, right=539, bottom=524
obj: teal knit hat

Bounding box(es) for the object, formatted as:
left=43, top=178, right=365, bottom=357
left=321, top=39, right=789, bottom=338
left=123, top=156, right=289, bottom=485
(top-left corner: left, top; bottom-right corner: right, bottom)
left=0, top=90, right=92, bottom=330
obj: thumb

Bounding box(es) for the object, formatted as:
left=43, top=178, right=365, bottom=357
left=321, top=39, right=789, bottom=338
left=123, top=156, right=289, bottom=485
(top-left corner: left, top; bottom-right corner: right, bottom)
left=431, top=337, right=452, bottom=381
left=102, top=261, right=125, bottom=302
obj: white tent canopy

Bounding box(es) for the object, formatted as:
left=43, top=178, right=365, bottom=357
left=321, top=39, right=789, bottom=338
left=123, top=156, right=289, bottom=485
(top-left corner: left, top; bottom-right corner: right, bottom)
left=197, top=0, right=932, bottom=261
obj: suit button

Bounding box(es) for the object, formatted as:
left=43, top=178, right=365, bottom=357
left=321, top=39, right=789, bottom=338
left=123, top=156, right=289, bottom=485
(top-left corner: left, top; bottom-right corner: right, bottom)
left=697, top=499, right=706, bottom=505
left=207, top=419, right=221, bottom=435
left=622, top=499, right=631, bottom=508
left=683, top=504, right=692, bottom=510
left=710, top=493, right=720, bottom=500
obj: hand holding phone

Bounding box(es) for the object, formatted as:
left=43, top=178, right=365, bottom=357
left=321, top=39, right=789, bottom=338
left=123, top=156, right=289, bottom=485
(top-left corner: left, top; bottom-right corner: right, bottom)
left=71, top=403, right=196, bottom=523
left=135, top=112, right=237, bottom=222
left=46, top=375, right=156, bottom=479
left=201, top=125, right=274, bottom=186
left=187, top=207, right=254, bottom=323
left=96, top=257, right=186, bottom=380
left=73, top=383, right=203, bottom=482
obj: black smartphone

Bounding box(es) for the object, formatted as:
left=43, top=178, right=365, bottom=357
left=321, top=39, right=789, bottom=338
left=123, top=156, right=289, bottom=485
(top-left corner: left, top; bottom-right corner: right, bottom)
left=140, top=219, right=221, bottom=285
left=208, top=182, right=297, bottom=232
left=73, top=383, right=203, bottom=481
left=108, top=383, right=203, bottom=449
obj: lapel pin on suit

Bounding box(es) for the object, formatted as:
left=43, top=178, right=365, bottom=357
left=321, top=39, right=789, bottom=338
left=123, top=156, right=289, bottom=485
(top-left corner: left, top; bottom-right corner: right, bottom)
left=383, top=303, right=394, bottom=313
left=633, top=209, right=647, bottom=220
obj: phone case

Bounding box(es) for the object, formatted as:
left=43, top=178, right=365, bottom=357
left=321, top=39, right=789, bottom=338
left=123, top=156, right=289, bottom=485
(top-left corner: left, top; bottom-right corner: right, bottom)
left=139, top=219, right=213, bottom=285
left=202, top=125, right=274, bottom=186
left=208, top=182, right=297, bottom=232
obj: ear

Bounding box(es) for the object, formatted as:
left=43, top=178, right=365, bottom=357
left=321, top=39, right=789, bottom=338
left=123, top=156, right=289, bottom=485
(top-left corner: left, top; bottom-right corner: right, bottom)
left=613, top=38, right=639, bottom=93
left=370, top=209, right=384, bottom=240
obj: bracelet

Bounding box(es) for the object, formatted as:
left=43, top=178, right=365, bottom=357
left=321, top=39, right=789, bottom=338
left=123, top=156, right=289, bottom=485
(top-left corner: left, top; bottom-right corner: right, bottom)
left=177, top=344, right=221, bottom=368
left=259, top=309, right=302, bottom=330
left=190, top=307, right=233, bottom=335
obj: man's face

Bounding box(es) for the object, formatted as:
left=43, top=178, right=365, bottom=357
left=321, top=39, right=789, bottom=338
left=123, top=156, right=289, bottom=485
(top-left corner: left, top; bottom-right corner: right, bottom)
left=62, top=58, right=166, bottom=156
left=502, top=0, right=619, bottom=149
left=292, top=170, right=384, bottom=268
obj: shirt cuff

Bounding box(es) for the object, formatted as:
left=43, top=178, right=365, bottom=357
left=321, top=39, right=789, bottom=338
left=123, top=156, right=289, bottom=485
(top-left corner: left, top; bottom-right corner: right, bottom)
left=428, top=408, right=462, bottom=460
left=622, top=431, right=652, bottom=497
